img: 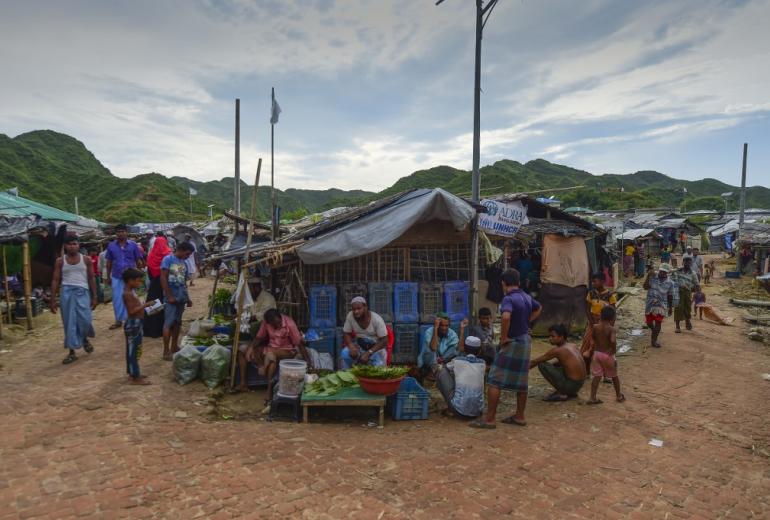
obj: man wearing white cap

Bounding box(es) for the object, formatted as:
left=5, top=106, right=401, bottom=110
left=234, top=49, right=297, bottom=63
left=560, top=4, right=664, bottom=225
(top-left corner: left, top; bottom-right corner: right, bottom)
left=643, top=263, right=675, bottom=349
left=248, top=276, right=276, bottom=323
left=436, top=336, right=486, bottom=418
left=340, top=297, right=388, bottom=369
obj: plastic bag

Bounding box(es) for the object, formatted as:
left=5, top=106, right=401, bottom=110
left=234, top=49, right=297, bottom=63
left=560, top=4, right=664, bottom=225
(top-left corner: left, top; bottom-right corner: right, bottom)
left=173, top=345, right=203, bottom=385
left=188, top=319, right=203, bottom=337
left=200, top=344, right=231, bottom=388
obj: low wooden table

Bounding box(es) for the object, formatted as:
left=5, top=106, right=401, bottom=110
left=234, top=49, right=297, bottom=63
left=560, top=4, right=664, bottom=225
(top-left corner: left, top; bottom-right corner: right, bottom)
left=301, top=387, right=386, bottom=427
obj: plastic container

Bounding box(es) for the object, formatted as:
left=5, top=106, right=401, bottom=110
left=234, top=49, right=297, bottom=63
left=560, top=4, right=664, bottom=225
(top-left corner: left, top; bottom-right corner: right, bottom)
left=309, top=285, right=337, bottom=328
left=338, top=283, right=368, bottom=323
left=358, top=375, right=405, bottom=396
left=443, top=281, right=469, bottom=322
left=419, top=283, right=443, bottom=324
left=387, top=377, right=429, bottom=420
left=368, top=282, right=394, bottom=323
left=277, top=359, right=308, bottom=397
left=392, top=323, right=420, bottom=365
left=393, top=282, right=419, bottom=323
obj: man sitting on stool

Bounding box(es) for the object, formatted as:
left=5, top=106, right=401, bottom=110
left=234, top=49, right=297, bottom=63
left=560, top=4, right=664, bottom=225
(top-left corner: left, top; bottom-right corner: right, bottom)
left=436, top=336, right=486, bottom=418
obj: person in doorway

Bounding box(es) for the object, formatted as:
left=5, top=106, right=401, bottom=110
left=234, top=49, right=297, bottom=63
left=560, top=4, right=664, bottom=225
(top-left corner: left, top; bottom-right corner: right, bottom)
left=248, top=277, right=277, bottom=323
left=623, top=242, right=635, bottom=277
left=183, top=234, right=199, bottom=286
left=587, top=306, right=625, bottom=404
left=643, top=263, right=675, bottom=349
left=143, top=235, right=171, bottom=338
left=436, top=336, right=486, bottom=418
left=581, top=272, right=617, bottom=373
left=679, top=230, right=687, bottom=254
left=340, top=297, right=389, bottom=368
left=419, top=312, right=463, bottom=375
left=468, top=307, right=496, bottom=363
left=672, top=256, right=700, bottom=334
left=160, top=242, right=194, bottom=360
left=50, top=236, right=97, bottom=365
left=530, top=324, right=586, bottom=402
left=105, top=224, right=144, bottom=330
left=122, top=268, right=155, bottom=385
left=515, top=252, right=533, bottom=293
left=239, top=308, right=310, bottom=399
left=470, top=269, right=541, bottom=429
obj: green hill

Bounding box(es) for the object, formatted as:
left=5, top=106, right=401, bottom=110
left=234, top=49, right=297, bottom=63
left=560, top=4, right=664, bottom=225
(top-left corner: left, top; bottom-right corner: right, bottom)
left=1, top=130, right=768, bottom=223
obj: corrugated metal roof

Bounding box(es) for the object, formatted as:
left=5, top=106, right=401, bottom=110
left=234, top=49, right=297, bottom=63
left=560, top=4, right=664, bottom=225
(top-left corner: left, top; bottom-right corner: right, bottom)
left=0, top=191, right=81, bottom=222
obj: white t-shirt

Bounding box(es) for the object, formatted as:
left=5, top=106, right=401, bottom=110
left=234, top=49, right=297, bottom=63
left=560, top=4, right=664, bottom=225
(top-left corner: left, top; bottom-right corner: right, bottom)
left=343, top=311, right=388, bottom=341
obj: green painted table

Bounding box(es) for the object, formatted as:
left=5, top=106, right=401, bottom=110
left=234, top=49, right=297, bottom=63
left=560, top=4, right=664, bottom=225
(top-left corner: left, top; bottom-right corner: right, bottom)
left=301, top=387, right=386, bottom=426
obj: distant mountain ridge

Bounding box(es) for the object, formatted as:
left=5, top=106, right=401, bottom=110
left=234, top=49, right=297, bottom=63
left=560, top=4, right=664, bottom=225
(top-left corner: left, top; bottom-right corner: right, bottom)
left=0, top=130, right=768, bottom=223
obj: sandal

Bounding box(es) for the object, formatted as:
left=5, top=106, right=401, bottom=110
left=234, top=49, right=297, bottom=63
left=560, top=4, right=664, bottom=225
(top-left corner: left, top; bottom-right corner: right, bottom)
left=109, top=322, right=123, bottom=330
left=501, top=416, right=527, bottom=426
left=62, top=352, right=78, bottom=365
left=543, top=392, right=569, bottom=402
left=617, top=394, right=626, bottom=403
left=469, top=419, right=496, bottom=429
left=83, top=339, right=94, bottom=354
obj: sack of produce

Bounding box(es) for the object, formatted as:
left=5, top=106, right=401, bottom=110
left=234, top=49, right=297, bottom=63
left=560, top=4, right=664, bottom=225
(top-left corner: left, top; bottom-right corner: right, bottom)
left=200, top=344, right=231, bottom=388
left=173, top=345, right=203, bottom=385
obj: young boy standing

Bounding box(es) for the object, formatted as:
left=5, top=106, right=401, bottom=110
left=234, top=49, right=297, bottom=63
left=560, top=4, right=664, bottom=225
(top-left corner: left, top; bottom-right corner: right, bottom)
left=122, top=268, right=154, bottom=385
left=160, top=242, right=195, bottom=360
left=588, top=306, right=625, bottom=404
left=693, top=288, right=706, bottom=320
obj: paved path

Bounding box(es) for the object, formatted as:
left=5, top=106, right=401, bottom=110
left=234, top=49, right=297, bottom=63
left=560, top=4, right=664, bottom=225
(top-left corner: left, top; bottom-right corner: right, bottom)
left=1, top=275, right=769, bottom=519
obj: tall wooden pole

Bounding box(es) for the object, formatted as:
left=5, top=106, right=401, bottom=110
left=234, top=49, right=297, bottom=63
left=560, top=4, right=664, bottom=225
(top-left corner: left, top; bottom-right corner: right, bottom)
left=229, top=158, right=262, bottom=389
left=22, top=241, right=33, bottom=330
left=737, top=143, right=748, bottom=271
left=271, top=87, right=277, bottom=240
left=2, top=247, right=12, bottom=324
left=235, top=98, right=241, bottom=216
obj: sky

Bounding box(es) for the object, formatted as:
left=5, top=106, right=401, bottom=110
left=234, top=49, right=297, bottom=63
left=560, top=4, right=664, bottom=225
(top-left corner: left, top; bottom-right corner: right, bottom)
left=1, top=0, right=769, bottom=191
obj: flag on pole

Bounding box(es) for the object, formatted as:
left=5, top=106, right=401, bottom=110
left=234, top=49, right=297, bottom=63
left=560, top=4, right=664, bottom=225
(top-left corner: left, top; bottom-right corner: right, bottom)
left=189, top=187, right=197, bottom=196
left=270, top=97, right=281, bottom=124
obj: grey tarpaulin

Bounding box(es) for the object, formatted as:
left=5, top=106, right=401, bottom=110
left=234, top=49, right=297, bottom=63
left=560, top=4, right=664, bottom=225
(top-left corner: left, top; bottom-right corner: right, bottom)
left=297, top=188, right=477, bottom=265
left=0, top=215, right=40, bottom=244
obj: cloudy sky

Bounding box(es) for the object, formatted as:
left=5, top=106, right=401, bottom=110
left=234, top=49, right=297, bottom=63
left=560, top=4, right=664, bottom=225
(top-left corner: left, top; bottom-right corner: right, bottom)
left=1, top=0, right=768, bottom=191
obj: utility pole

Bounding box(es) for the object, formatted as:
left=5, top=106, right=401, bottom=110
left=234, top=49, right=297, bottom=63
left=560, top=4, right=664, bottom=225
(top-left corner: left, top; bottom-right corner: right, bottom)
left=234, top=98, right=241, bottom=216
left=437, top=0, right=500, bottom=323
left=74, top=196, right=79, bottom=216
left=738, top=143, right=748, bottom=230
left=271, top=87, right=277, bottom=240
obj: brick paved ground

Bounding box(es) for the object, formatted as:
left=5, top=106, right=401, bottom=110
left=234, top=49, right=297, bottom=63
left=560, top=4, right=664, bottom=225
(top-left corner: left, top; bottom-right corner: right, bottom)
left=1, top=271, right=769, bottom=519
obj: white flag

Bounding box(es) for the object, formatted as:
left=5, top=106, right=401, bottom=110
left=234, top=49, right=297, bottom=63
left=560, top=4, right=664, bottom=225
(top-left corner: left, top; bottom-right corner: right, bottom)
left=189, top=187, right=197, bottom=196
left=7, top=187, right=18, bottom=196
left=270, top=97, right=281, bottom=124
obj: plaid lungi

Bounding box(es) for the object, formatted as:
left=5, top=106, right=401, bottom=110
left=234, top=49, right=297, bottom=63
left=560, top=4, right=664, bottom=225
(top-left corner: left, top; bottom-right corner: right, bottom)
left=487, top=334, right=531, bottom=392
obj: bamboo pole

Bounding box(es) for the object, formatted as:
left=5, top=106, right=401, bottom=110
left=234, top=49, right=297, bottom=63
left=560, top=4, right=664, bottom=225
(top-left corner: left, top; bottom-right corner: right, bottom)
left=2, top=246, right=11, bottom=324
left=229, top=159, right=262, bottom=389
left=22, top=241, right=33, bottom=330
left=207, top=267, right=221, bottom=319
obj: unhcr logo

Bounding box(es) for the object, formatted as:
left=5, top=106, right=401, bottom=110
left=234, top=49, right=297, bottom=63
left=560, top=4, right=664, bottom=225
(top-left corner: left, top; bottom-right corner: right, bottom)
left=482, top=200, right=499, bottom=216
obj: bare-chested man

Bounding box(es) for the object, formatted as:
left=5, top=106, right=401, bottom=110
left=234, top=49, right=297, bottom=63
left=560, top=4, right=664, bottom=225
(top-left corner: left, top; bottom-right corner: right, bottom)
left=587, top=306, right=625, bottom=404
left=529, top=324, right=586, bottom=402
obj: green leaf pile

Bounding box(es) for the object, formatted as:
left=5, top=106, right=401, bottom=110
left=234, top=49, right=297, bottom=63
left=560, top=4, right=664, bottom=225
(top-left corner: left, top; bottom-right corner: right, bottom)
left=304, top=370, right=359, bottom=397
left=350, top=366, right=409, bottom=380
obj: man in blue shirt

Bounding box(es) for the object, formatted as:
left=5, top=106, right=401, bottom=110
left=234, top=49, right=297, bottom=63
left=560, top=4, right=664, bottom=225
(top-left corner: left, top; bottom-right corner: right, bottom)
left=160, top=242, right=194, bottom=360
left=418, top=312, right=464, bottom=375
left=104, top=224, right=144, bottom=330
left=436, top=336, right=486, bottom=418
left=471, top=269, right=541, bottom=429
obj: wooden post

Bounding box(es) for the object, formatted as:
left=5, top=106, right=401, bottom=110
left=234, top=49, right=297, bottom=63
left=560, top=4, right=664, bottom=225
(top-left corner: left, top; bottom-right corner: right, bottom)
left=207, top=267, right=221, bottom=319
left=2, top=246, right=12, bottom=324
left=229, top=159, right=262, bottom=389
left=22, top=241, right=33, bottom=330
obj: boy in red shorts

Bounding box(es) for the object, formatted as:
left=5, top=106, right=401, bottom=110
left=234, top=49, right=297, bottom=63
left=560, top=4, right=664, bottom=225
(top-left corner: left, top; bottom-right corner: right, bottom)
left=587, top=306, right=624, bottom=404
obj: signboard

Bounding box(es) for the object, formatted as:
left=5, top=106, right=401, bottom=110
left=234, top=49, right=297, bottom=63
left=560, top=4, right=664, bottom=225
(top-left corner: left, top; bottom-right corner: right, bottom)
left=478, top=199, right=529, bottom=237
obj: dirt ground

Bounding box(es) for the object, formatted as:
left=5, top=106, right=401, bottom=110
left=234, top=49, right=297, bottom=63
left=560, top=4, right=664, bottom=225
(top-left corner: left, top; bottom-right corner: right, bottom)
left=1, top=259, right=769, bottom=519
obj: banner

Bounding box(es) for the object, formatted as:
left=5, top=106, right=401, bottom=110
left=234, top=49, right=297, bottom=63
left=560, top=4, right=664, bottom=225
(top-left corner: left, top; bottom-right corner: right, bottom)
left=478, top=199, right=528, bottom=237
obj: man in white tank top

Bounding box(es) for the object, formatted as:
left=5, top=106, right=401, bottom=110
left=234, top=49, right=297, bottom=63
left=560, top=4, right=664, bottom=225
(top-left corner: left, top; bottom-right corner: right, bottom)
left=51, top=235, right=98, bottom=365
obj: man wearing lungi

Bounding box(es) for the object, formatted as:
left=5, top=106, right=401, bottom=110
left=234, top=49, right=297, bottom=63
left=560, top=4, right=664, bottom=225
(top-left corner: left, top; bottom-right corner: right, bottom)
left=105, top=224, right=144, bottom=330
left=471, top=269, right=541, bottom=429
left=50, top=236, right=98, bottom=365
left=672, top=256, right=700, bottom=334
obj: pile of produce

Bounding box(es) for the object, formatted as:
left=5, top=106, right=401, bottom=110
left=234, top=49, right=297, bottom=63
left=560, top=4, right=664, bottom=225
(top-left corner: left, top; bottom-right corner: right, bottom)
left=350, top=365, right=409, bottom=380
left=303, top=370, right=359, bottom=397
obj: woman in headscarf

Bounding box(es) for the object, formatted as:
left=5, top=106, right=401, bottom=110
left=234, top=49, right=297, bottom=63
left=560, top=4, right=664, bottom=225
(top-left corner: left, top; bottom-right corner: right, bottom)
left=143, top=235, right=171, bottom=338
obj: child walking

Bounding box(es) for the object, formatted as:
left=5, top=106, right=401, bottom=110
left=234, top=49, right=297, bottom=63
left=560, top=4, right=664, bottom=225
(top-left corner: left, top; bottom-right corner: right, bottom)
left=587, top=306, right=625, bottom=404
left=122, top=268, right=155, bottom=385
left=693, top=288, right=706, bottom=320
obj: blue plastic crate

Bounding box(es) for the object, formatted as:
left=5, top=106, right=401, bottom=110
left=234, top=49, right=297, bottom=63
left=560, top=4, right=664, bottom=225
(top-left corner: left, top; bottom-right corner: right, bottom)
left=419, top=283, right=443, bottom=324
left=309, top=285, right=337, bottom=328
left=338, top=283, right=368, bottom=323
left=392, top=323, right=420, bottom=365
left=387, top=377, right=429, bottom=420
left=443, top=281, right=469, bottom=322
left=418, top=324, right=431, bottom=354
left=368, top=282, right=393, bottom=323
left=306, top=327, right=337, bottom=358
left=393, top=282, right=419, bottom=323
left=234, top=361, right=269, bottom=387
